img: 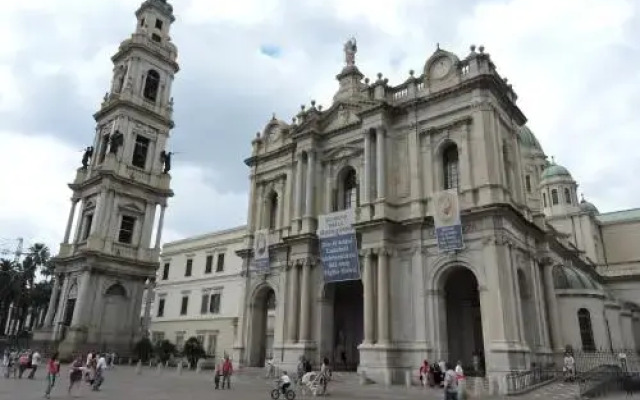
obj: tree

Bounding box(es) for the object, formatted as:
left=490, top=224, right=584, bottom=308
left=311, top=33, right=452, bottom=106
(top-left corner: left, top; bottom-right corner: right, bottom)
left=133, top=337, right=154, bottom=362
left=183, top=337, right=205, bottom=368
left=154, top=339, right=176, bottom=363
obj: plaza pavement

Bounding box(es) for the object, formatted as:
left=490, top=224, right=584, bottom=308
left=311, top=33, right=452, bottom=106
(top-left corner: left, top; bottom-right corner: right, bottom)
left=0, top=364, right=628, bottom=400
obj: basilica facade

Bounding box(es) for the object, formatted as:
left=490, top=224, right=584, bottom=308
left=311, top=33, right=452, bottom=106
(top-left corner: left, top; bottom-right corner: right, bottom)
left=228, top=41, right=640, bottom=390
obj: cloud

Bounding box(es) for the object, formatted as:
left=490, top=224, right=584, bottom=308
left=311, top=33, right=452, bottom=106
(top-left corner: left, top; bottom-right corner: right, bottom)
left=1, top=0, right=639, bottom=256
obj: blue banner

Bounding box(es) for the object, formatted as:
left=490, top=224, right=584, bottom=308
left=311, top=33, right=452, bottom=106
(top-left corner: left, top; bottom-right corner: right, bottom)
left=435, top=225, right=464, bottom=253
left=317, top=209, right=360, bottom=282
left=433, top=190, right=465, bottom=252
left=319, top=233, right=360, bottom=282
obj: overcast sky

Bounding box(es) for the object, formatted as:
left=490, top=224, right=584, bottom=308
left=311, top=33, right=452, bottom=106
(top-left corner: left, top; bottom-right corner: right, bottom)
left=1, top=0, right=639, bottom=255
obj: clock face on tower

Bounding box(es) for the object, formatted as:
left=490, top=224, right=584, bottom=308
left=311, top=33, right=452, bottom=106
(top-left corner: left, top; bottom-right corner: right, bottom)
left=430, top=57, right=452, bottom=79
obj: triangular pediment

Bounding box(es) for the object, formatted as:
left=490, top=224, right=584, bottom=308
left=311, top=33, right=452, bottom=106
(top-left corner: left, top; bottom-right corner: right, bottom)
left=320, top=103, right=361, bottom=133
left=322, top=145, right=363, bottom=163
left=120, top=202, right=144, bottom=214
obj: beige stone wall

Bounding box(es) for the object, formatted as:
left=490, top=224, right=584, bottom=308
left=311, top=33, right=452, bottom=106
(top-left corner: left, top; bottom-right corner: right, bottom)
left=151, top=317, right=236, bottom=357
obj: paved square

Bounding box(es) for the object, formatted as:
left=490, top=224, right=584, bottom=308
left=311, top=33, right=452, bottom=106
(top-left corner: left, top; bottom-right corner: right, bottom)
left=0, top=365, right=626, bottom=400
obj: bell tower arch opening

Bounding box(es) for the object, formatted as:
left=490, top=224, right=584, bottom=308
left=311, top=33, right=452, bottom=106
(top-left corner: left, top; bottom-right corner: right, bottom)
left=442, top=266, right=485, bottom=376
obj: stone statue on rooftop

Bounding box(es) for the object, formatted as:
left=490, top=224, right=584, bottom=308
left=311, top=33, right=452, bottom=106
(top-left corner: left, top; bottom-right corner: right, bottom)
left=344, top=37, right=357, bottom=67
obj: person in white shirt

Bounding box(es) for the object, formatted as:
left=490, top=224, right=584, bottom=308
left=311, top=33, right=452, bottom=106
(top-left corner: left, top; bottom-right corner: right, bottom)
left=27, top=351, right=41, bottom=379
left=455, top=361, right=464, bottom=377
left=443, top=364, right=458, bottom=400
left=92, top=354, right=108, bottom=391
left=279, top=371, right=292, bottom=394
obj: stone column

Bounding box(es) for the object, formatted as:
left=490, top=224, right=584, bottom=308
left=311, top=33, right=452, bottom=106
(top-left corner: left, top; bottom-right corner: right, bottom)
left=63, top=199, right=79, bottom=243
left=255, top=184, right=265, bottom=230
left=246, top=168, right=258, bottom=230
left=142, top=279, right=155, bottom=337
left=377, top=249, right=390, bottom=344
left=71, top=270, right=91, bottom=327
left=294, top=153, right=303, bottom=220
left=287, top=264, right=300, bottom=342
left=43, top=277, right=62, bottom=327
left=139, top=203, right=155, bottom=248
left=72, top=200, right=84, bottom=243
left=531, top=258, right=551, bottom=349
left=53, top=277, right=70, bottom=340
left=376, top=129, right=386, bottom=200
left=363, top=131, right=371, bottom=204
left=543, top=263, right=564, bottom=351
left=154, top=205, right=166, bottom=249
left=4, top=305, right=13, bottom=335
left=299, top=261, right=311, bottom=342
left=304, top=151, right=315, bottom=216
left=362, top=251, right=375, bottom=344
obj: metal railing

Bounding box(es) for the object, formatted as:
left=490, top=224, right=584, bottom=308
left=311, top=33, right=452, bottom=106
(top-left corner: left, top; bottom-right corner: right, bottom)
left=504, top=363, right=559, bottom=395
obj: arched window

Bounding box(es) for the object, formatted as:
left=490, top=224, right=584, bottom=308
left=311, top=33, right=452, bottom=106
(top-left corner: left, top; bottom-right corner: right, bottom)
left=267, top=192, right=278, bottom=230
left=543, top=192, right=548, bottom=207
left=106, top=283, right=126, bottom=297
left=578, top=308, right=596, bottom=352
left=341, top=168, right=358, bottom=210
left=143, top=70, right=160, bottom=102
left=442, top=144, right=459, bottom=190
left=551, top=189, right=559, bottom=205
left=564, top=188, right=572, bottom=204
left=266, top=290, right=276, bottom=310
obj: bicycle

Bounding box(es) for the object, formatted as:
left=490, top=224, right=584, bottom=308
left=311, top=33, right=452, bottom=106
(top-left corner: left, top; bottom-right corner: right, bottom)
left=270, top=379, right=296, bottom=400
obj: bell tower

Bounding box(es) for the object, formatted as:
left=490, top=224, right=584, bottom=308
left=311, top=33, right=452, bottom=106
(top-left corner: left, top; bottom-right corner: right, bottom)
left=38, top=0, right=179, bottom=358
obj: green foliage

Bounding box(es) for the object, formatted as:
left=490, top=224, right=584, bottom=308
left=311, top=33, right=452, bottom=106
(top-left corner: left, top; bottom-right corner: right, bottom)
left=134, top=337, right=154, bottom=362
left=154, top=339, right=177, bottom=363
left=183, top=336, right=206, bottom=368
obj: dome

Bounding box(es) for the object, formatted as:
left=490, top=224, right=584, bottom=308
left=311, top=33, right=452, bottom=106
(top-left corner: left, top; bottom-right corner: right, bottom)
left=553, top=265, right=603, bottom=291
left=517, top=125, right=543, bottom=151
left=541, top=161, right=572, bottom=181
left=579, top=198, right=599, bottom=215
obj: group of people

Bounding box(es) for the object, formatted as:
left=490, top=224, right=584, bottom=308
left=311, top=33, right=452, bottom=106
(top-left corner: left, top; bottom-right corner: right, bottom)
left=2, top=348, right=42, bottom=379
left=213, top=355, right=234, bottom=389
left=270, top=355, right=332, bottom=396
left=419, top=360, right=465, bottom=399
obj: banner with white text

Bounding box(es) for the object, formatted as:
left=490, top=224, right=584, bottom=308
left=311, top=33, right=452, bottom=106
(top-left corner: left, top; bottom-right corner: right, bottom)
left=253, top=229, right=270, bottom=271
left=317, top=209, right=360, bottom=282
left=433, top=189, right=464, bottom=252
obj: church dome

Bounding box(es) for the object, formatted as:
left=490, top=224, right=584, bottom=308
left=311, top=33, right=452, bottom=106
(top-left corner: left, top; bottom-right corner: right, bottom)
left=579, top=198, right=599, bottom=215
left=541, top=161, right=572, bottom=181
left=553, top=265, right=603, bottom=291
left=517, top=125, right=543, bottom=151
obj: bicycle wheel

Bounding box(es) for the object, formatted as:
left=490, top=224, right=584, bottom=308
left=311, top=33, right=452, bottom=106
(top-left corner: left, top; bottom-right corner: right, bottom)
left=270, top=388, right=281, bottom=399
left=285, top=389, right=296, bottom=400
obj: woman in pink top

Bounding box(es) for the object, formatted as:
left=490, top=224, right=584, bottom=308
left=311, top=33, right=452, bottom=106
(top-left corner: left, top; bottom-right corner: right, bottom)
left=44, top=352, right=60, bottom=399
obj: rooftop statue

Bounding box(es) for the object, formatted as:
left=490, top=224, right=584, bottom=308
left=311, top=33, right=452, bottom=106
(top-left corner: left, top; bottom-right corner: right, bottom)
left=344, top=37, right=357, bottom=67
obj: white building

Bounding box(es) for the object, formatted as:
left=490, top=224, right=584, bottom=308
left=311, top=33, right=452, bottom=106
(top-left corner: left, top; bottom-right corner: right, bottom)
left=149, top=226, right=275, bottom=358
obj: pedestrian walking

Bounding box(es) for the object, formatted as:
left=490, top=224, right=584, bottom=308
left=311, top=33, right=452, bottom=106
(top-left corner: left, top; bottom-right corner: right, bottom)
left=68, top=356, right=84, bottom=396
left=28, top=350, right=41, bottom=379
left=92, top=353, right=108, bottom=391
left=221, top=355, right=233, bottom=389
left=44, top=352, right=60, bottom=399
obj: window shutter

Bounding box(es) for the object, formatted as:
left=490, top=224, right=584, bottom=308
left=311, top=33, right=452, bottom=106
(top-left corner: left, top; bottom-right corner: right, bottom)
left=200, top=294, right=209, bottom=314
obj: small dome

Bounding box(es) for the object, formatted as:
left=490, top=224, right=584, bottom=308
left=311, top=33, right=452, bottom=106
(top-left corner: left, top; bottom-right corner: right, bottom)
left=579, top=198, right=599, bottom=215
left=517, top=125, right=543, bottom=151
left=553, top=265, right=603, bottom=291
left=541, top=160, right=572, bottom=180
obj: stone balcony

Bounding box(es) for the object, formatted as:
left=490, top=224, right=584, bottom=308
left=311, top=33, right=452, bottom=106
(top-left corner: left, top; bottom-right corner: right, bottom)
left=56, top=240, right=160, bottom=264
left=72, top=154, right=171, bottom=191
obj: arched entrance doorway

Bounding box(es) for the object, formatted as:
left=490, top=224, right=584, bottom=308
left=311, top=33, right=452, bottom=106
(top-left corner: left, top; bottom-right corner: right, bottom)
left=321, top=280, right=363, bottom=371
left=444, top=267, right=485, bottom=375
left=248, top=285, right=276, bottom=367
left=100, top=283, right=127, bottom=346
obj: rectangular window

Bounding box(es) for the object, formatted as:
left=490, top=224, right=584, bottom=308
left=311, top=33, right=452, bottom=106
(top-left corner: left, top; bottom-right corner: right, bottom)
left=175, top=333, right=185, bottom=350
left=185, top=259, right=193, bottom=276
left=196, top=334, right=205, bottom=346
left=118, top=216, right=136, bottom=244
left=180, top=296, right=188, bottom=315
left=82, top=214, right=93, bottom=240
left=209, top=292, right=221, bottom=314
left=131, top=135, right=150, bottom=169
left=525, top=175, right=532, bottom=193
left=200, top=294, right=209, bottom=314
left=151, top=331, right=164, bottom=343
left=155, top=18, right=163, bottom=29
left=205, top=255, right=213, bottom=274
left=162, top=263, right=170, bottom=280
left=207, top=334, right=217, bottom=356
left=157, top=298, right=165, bottom=317
left=216, top=253, right=225, bottom=272
left=151, top=33, right=161, bottom=43
left=98, top=135, right=109, bottom=163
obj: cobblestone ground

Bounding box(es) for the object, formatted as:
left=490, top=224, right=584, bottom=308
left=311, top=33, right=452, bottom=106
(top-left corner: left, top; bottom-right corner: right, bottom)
left=0, top=365, right=627, bottom=400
